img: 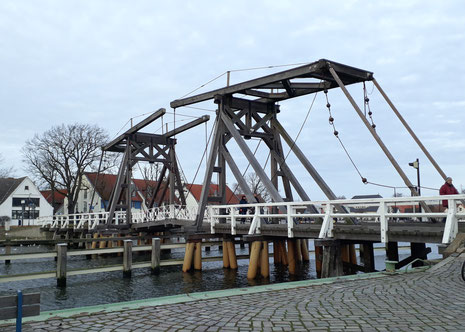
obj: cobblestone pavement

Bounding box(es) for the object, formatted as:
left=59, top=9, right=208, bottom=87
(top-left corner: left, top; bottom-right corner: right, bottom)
left=2, top=255, right=465, bottom=331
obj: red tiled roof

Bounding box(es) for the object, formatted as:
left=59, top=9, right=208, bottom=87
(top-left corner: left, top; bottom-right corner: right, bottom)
left=185, top=183, right=240, bottom=204
left=132, top=178, right=178, bottom=204
left=40, top=189, right=67, bottom=204
left=85, top=172, right=142, bottom=202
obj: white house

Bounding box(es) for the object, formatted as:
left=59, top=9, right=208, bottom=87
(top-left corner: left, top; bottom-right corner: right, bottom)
left=0, top=177, right=53, bottom=226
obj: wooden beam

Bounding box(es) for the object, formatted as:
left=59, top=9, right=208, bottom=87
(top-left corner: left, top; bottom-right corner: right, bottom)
left=164, top=115, right=210, bottom=138
left=103, top=108, right=166, bottom=151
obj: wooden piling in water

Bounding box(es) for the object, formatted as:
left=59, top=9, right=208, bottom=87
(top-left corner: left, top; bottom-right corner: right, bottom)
left=56, top=243, right=67, bottom=287
left=247, top=241, right=261, bottom=280
left=151, top=238, right=161, bottom=275
left=5, top=245, right=11, bottom=265
left=91, top=233, right=98, bottom=249
left=194, top=242, right=202, bottom=270
left=222, top=240, right=230, bottom=268
left=295, top=239, right=302, bottom=263
left=260, top=241, right=269, bottom=278
left=226, top=241, right=238, bottom=269
left=123, top=240, right=132, bottom=278
left=301, top=239, right=309, bottom=262
left=182, top=242, right=195, bottom=272
left=287, top=239, right=296, bottom=275
left=314, top=245, right=322, bottom=278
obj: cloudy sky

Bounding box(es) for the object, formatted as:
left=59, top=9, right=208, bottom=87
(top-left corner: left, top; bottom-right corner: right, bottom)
left=1, top=0, right=464, bottom=200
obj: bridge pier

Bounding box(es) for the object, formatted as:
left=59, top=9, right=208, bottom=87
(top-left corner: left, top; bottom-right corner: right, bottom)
left=221, top=237, right=238, bottom=269
left=182, top=240, right=203, bottom=272
left=247, top=238, right=270, bottom=279
left=315, top=239, right=343, bottom=278
left=386, top=241, right=399, bottom=262
left=411, top=242, right=428, bottom=267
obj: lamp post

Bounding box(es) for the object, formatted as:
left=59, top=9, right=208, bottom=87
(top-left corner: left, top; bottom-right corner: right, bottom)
left=20, top=199, right=26, bottom=226
left=408, top=158, right=420, bottom=195
left=408, top=158, right=421, bottom=216
left=29, top=202, right=36, bottom=226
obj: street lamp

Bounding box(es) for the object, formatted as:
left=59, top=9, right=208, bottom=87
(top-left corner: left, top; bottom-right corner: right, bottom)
left=408, top=158, right=420, bottom=195
left=20, top=199, right=26, bottom=226
left=29, top=202, right=36, bottom=225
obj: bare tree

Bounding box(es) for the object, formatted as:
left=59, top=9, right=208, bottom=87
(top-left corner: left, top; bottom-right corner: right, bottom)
left=0, top=153, right=14, bottom=178
left=240, top=172, right=271, bottom=202
left=22, top=123, right=117, bottom=214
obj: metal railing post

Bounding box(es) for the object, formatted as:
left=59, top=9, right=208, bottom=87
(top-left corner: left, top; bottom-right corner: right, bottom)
left=210, top=206, right=215, bottom=234
left=287, top=204, right=294, bottom=238
left=231, top=208, right=236, bottom=235
left=379, top=202, right=388, bottom=243
left=442, top=198, right=458, bottom=244
left=319, top=203, right=333, bottom=238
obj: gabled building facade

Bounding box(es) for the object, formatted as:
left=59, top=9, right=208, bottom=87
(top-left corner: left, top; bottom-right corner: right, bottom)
left=0, top=177, right=53, bottom=225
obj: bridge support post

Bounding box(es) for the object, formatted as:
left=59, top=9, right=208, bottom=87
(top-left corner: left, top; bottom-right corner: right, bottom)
left=182, top=242, right=195, bottom=272
left=386, top=242, right=399, bottom=262
left=226, top=240, right=237, bottom=269
left=151, top=238, right=161, bottom=275
left=411, top=242, right=427, bottom=267
left=123, top=239, right=132, bottom=278
left=315, top=239, right=343, bottom=278
left=91, top=233, right=98, bottom=249
left=194, top=242, right=202, bottom=271
left=361, top=242, right=375, bottom=272
left=5, top=244, right=11, bottom=265
left=287, top=239, right=297, bottom=275
left=301, top=239, right=310, bottom=262
left=85, top=234, right=92, bottom=259
left=56, top=243, right=67, bottom=287
left=315, top=244, right=322, bottom=278
left=247, top=241, right=262, bottom=280
left=260, top=241, right=269, bottom=278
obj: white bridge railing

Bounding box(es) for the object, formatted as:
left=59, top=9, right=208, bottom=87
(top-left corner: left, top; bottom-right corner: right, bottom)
left=207, top=195, right=465, bottom=244
left=38, top=205, right=200, bottom=231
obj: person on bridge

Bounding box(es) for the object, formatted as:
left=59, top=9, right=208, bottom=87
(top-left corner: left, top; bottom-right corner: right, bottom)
left=239, top=195, right=248, bottom=224
left=439, top=177, right=458, bottom=209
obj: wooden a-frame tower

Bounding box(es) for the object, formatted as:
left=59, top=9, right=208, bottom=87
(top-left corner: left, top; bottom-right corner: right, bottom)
left=102, top=108, right=209, bottom=225
left=170, top=59, right=448, bottom=231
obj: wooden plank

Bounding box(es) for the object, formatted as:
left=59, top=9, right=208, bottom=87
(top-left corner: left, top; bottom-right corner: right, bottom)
left=164, top=115, right=210, bottom=137
left=0, top=304, right=40, bottom=319
left=0, top=293, right=40, bottom=307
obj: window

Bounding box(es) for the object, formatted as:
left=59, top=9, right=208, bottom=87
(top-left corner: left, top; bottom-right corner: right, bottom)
left=84, top=190, right=88, bottom=199
left=12, top=198, right=40, bottom=207
left=25, top=186, right=29, bottom=190
left=12, top=210, right=39, bottom=220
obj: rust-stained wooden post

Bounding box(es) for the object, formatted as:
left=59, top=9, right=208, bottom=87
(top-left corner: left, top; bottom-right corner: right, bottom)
left=151, top=238, right=161, bottom=274
left=56, top=243, right=67, bottom=287
left=5, top=245, right=11, bottom=265
left=123, top=239, right=133, bottom=277
left=287, top=239, right=296, bottom=275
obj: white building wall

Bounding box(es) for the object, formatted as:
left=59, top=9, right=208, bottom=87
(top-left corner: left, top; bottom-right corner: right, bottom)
left=0, top=177, right=53, bottom=226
